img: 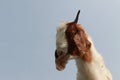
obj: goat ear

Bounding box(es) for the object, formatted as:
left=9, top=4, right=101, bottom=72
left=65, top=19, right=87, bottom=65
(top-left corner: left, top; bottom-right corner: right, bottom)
left=73, top=26, right=91, bottom=54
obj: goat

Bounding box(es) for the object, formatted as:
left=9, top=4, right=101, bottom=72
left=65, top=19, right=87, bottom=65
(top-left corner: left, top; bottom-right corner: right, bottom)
left=55, top=10, right=112, bottom=80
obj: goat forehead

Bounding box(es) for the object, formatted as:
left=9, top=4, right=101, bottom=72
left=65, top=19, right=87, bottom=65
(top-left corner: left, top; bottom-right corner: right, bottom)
left=56, top=22, right=68, bottom=51
left=56, top=22, right=67, bottom=43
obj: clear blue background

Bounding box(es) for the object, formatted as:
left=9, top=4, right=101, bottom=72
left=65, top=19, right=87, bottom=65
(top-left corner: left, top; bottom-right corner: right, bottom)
left=0, top=0, right=120, bottom=80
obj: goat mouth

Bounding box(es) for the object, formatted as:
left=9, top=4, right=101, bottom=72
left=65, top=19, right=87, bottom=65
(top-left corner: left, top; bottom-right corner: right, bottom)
left=56, top=64, right=65, bottom=71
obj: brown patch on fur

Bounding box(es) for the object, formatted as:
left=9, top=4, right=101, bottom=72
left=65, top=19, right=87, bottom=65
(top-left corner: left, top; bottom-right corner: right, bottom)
left=65, top=23, right=92, bottom=62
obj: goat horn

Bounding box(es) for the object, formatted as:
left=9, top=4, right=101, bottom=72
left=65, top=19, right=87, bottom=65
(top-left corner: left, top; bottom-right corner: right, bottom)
left=74, top=10, right=80, bottom=23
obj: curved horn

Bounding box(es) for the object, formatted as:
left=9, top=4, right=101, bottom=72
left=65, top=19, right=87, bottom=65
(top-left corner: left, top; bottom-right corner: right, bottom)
left=74, top=10, right=80, bottom=23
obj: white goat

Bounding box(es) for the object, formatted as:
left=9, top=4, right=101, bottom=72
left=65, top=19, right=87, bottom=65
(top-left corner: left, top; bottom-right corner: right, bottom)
left=55, top=10, right=112, bottom=80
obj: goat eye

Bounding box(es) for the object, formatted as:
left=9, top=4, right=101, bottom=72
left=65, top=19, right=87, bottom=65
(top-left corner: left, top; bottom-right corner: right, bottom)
left=74, top=31, right=77, bottom=35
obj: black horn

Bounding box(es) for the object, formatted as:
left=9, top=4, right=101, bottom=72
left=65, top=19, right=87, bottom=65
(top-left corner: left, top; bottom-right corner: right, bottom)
left=74, top=10, right=80, bottom=23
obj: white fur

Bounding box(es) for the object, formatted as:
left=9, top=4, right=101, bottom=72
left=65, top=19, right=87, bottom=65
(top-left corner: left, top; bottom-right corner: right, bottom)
left=56, top=22, right=112, bottom=80
left=76, top=37, right=112, bottom=80
left=56, top=22, right=68, bottom=54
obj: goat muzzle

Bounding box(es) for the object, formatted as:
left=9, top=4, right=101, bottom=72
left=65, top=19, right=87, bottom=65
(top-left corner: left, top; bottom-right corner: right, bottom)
left=55, top=50, right=70, bottom=71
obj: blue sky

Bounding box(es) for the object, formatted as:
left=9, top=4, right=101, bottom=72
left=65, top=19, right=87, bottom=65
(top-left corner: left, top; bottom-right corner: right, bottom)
left=0, top=0, right=120, bottom=80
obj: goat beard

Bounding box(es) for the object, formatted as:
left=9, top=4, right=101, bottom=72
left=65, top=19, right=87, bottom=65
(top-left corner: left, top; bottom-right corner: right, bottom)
left=55, top=54, right=70, bottom=71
